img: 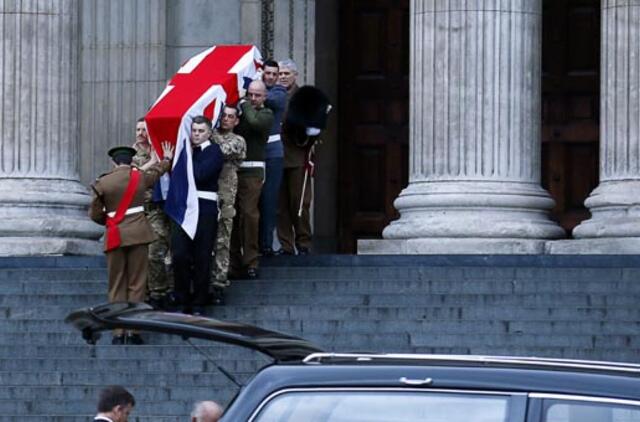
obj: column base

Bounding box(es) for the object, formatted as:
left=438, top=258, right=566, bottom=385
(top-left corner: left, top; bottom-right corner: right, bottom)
left=0, top=178, right=103, bottom=256
left=573, top=180, right=640, bottom=238
left=0, top=237, right=102, bottom=256
left=358, top=238, right=546, bottom=255
left=382, top=181, right=565, bottom=240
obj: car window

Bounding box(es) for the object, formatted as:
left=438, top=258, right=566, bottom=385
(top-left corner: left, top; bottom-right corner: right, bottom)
left=543, top=400, right=640, bottom=422
left=252, top=390, right=511, bottom=422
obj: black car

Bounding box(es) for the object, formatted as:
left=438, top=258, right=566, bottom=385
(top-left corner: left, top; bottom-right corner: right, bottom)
left=67, top=302, right=640, bottom=422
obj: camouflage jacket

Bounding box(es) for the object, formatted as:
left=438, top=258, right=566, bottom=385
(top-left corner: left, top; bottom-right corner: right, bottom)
left=212, top=129, right=246, bottom=200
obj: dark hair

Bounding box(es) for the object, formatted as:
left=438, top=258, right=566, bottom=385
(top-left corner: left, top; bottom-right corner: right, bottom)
left=136, top=117, right=145, bottom=123
left=192, top=115, right=213, bottom=130
left=223, top=104, right=239, bottom=116
left=97, top=386, right=135, bottom=412
left=263, top=59, right=279, bottom=69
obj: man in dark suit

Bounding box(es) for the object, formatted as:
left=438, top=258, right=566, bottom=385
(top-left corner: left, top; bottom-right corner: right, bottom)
left=172, top=115, right=224, bottom=315
left=94, top=385, right=135, bottom=422
left=89, top=142, right=174, bottom=345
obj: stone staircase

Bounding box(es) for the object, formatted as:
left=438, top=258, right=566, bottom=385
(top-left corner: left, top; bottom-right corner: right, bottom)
left=1, top=255, right=640, bottom=420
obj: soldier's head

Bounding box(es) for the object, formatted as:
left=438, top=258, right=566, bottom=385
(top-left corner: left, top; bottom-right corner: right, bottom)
left=97, top=385, right=135, bottom=422
left=219, top=105, right=240, bottom=133
left=191, top=115, right=213, bottom=146
left=135, top=117, right=148, bottom=143
left=278, top=59, right=298, bottom=90
left=262, top=59, right=279, bottom=88
left=108, top=146, right=136, bottom=166
left=247, top=80, right=267, bottom=109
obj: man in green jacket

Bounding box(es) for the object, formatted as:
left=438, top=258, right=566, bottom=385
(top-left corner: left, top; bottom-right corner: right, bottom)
left=230, top=80, right=274, bottom=279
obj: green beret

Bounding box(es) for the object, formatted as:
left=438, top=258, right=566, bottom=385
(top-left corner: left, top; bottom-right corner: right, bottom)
left=108, top=146, right=137, bottom=159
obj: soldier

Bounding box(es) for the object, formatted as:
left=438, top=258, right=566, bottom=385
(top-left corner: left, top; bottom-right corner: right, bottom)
left=89, top=142, right=174, bottom=345
left=211, top=105, right=246, bottom=299
left=230, top=80, right=274, bottom=279
left=131, top=118, right=175, bottom=310
left=171, top=116, right=224, bottom=315
left=259, top=60, right=287, bottom=256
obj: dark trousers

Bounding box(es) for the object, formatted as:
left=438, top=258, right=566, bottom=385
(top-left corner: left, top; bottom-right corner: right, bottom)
left=171, top=209, right=218, bottom=309
left=259, top=156, right=283, bottom=251
left=277, top=166, right=312, bottom=253
left=230, top=174, right=263, bottom=271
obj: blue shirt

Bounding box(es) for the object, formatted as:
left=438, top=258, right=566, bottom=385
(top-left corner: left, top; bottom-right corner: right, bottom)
left=264, top=84, right=287, bottom=159
left=192, top=141, right=224, bottom=214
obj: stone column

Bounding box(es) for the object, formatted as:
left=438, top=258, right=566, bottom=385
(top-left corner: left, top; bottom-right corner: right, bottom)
left=0, top=0, right=102, bottom=255
left=80, top=0, right=167, bottom=184
left=360, top=0, right=564, bottom=255
left=566, top=0, right=640, bottom=253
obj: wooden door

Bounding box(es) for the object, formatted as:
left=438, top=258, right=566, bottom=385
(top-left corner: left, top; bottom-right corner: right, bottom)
left=541, top=0, right=600, bottom=234
left=338, top=0, right=409, bottom=253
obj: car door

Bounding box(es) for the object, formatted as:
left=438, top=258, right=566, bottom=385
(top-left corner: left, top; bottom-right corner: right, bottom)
left=246, top=388, right=528, bottom=422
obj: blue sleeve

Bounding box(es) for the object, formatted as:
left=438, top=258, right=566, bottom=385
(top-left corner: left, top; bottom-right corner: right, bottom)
left=266, top=88, right=287, bottom=113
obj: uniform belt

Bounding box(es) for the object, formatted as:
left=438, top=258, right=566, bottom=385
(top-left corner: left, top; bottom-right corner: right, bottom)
left=267, top=134, right=281, bottom=143
left=106, top=206, right=144, bottom=218
left=197, top=191, right=218, bottom=201
left=240, top=161, right=265, bottom=169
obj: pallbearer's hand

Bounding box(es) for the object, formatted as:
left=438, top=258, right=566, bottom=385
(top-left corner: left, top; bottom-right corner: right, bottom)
left=161, top=141, right=175, bottom=160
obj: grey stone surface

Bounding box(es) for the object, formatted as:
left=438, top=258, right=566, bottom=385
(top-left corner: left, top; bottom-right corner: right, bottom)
left=359, top=238, right=546, bottom=255
left=573, top=1, right=640, bottom=241
left=546, top=238, right=640, bottom=255
left=0, top=1, right=102, bottom=254
left=377, top=0, right=564, bottom=253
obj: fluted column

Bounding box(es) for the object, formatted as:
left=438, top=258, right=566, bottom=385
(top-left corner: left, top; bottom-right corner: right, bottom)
left=570, top=0, right=640, bottom=252
left=360, top=0, right=564, bottom=254
left=80, top=0, right=167, bottom=183
left=0, top=1, right=102, bottom=255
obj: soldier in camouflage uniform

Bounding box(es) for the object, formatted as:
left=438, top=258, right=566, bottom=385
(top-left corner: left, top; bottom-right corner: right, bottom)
left=132, top=117, right=175, bottom=309
left=210, top=105, right=246, bottom=296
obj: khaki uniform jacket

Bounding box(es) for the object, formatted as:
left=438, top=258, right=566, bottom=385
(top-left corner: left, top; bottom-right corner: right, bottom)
left=89, top=160, right=171, bottom=251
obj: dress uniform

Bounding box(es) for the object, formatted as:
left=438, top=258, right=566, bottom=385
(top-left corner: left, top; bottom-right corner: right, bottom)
left=230, top=99, right=274, bottom=278
left=171, top=139, right=224, bottom=314
left=89, top=146, right=172, bottom=344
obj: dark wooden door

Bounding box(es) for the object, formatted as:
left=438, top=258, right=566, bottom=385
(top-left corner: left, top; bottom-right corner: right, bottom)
left=541, top=0, right=600, bottom=234
left=338, top=0, right=409, bottom=253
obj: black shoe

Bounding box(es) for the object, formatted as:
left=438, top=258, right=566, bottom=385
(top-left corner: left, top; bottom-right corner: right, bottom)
left=209, top=287, right=225, bottom=306
left=147, top=296, right=164, bottom=310
left=261, top=247, right=275, bottom=257
left=246, top=268, right=259, bottom=279
left=126, top=334, right=144, bottom=345
left=274, top=249, right=294, bottom=256
left=111, top=335, right=125, bottom=345
left=297, top=247, right=310, bottom=255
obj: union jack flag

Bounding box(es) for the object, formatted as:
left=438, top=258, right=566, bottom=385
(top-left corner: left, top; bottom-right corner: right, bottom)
left=145, top=45, right=262, bottom=238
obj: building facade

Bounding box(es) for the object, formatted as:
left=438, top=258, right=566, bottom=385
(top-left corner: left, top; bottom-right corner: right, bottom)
left=1, top=0, right=638, bottom=255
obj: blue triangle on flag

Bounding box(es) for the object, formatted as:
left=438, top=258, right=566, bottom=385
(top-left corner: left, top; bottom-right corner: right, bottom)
left=242, top=76, right=253, bottom=89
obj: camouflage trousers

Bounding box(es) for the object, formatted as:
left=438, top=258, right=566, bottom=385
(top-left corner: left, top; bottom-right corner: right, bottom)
left=147, top=203, right=174, bottom=299
left=211, top=184, right=238, bottom=288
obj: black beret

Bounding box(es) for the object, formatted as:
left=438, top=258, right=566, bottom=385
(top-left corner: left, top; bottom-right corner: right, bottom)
left=108, top=146, right=137, bottom=160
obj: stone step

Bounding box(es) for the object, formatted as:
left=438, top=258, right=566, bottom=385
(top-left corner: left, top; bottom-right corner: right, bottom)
left=0, top=345, right=268, bottom=361
left=0, top=370, right=251, bottom=387
left=0, top=357, right=263, bottom=372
